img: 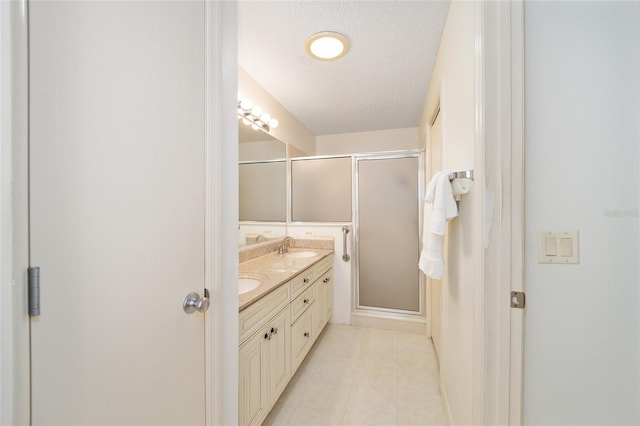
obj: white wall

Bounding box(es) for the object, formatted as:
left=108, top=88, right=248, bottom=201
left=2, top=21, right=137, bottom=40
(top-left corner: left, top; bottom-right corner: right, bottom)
left=238, top=67, right=316, bottom=156
left=419, top=2, right=480, bottom=425
left=239, top=139, right=285, bottom=162
left=523, top=1, right=640, bottom=424
left=316, top=127, right=419, bottom=156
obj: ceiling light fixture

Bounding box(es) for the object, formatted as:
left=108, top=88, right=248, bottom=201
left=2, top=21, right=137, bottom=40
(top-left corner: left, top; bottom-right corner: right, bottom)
left=237, top=97, right=279, bottom=132
left=305, top=31, right=349, bottom=61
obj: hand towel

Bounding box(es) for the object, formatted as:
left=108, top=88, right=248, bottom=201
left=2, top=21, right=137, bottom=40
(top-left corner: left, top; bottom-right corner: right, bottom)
left=452, top=178, right=472, bottom=199
left=425, top=171, right=458, bottom=236
left=419, top=170, right=459, bottom=279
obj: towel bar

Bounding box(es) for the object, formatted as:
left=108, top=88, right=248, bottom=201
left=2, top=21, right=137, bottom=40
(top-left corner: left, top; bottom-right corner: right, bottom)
left=449, top=170, right=474, bottom=181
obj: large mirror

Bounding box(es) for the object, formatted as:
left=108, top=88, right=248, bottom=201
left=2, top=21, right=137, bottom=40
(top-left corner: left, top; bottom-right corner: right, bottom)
left=238, top=122, right=287, bottom=245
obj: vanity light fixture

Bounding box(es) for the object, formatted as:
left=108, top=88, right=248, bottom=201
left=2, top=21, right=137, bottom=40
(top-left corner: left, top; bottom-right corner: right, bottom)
left=305, top=31, right=349, bottom=61
left=237, top=97, right=279, bottom=131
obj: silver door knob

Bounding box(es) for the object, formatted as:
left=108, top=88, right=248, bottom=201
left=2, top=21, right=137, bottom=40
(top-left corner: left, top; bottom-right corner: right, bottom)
left=183, top=292, right=210, bottom=314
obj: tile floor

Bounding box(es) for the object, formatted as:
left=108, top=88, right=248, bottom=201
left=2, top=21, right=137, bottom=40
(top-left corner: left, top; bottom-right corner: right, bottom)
left=263, top=323, right=447, bottom=426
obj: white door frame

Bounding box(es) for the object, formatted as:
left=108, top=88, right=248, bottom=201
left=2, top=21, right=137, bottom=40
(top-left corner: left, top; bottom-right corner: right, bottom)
left=207, top=1, right=239, bottom=425
left=0, top=1, right=238, bottom=424
left=473, top=1, right=525, bottom=425
left=1, top=1, right=30, bottom=424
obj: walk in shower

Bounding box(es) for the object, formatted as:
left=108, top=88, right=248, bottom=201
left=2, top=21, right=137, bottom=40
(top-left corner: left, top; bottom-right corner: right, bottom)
left=290, top=150, right=424, bottom=319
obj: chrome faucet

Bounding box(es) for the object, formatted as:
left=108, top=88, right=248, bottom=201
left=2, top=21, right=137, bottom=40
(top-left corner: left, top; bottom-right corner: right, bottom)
left=278, top=236, right=296, bottom=254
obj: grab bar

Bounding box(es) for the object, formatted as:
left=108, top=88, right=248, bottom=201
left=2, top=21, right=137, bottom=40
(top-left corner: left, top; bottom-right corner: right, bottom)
left=342, top=226, right=350, bottom=262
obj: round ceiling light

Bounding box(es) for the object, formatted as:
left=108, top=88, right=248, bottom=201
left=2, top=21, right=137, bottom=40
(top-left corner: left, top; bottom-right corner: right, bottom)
left=305, top=32, right=349, bottom=61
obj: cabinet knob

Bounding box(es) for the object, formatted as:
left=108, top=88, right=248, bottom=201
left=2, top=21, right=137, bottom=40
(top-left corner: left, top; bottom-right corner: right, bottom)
left=303, top=331, right=310, bottom=338
left=264, top=332, right=271, bottom=341
left=323, top=277, right=330, bottom=283
left=303, top=278, right=309, bottom=284
left=303, top=298, right=309, bottom=304
left=271, top=327, right=278, bottom=335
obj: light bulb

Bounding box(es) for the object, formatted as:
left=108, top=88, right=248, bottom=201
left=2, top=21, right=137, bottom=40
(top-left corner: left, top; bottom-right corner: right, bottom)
left=251, top=124, right=259, bottom=131
left=269, top=119, right=279, bottom=129
left=240, top=98, right=252, bottom=111
left=261, top=113, right=271, bottom=123
left=242, top=118, right=251, bottom=126
left=251, top=106, right=262, bottom=117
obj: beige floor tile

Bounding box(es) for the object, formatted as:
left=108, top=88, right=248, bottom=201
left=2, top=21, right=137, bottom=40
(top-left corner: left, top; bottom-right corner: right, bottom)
left=355, top=359, right=398, bottom=390
left=262, top=399, right=295, bottom=426
left=296, top=383, right=353, bottom=417
left=264, top=324, right=446, bottom=426
left=397, top=349, right=434, bottom=373
left=286, top=408, right=343, bottom=426
left=341, top=390, right=397, bottom=426
left=397, top=332, right=432, bottom=354
left=396, top=401, right=447, bottom=426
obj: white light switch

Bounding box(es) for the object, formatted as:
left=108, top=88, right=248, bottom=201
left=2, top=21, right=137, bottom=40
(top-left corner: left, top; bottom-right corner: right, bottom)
left=560, top=238, right=573, bottom=257
left=545, top=237, right=557, bottom=256
left=538, top=231, right=579, bottom=264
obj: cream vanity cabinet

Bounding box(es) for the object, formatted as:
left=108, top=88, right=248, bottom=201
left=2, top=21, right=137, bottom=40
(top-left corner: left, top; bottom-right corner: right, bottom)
left=239, top=284, right=291, bottom=426
left=239, top=254, right=333, bottom=426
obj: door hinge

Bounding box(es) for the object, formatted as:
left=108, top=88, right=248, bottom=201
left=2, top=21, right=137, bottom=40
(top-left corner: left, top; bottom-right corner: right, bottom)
left=511, top=291, right=526, bottom=309
left=28, top=266, right=41, bottom=317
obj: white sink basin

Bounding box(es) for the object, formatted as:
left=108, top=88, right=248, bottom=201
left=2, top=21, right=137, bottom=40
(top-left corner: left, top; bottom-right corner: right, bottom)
left=286, top=251, right=317, bottom=259
left=239, top=278, right=260, bottom=294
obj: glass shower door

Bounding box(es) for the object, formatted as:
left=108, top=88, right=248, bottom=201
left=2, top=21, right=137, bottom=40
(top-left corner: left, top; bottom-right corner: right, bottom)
left=356, top=155, right=421, bottom=314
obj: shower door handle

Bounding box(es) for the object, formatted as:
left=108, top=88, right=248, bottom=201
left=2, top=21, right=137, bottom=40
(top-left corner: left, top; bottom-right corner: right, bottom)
left=342, top=226, right=350, bottom=262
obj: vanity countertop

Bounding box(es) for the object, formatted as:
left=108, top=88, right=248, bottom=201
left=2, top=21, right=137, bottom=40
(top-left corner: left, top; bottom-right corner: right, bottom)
left=239, top=248, right=333, bottom=311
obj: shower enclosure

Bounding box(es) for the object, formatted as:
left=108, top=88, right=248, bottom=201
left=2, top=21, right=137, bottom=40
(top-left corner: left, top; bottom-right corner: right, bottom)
left=290, top=150, right=424, bottom=320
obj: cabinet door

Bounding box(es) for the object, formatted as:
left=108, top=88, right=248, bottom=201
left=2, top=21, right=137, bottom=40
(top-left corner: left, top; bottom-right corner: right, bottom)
left=239, top=329, right=269, bottom=426
left=316, top=270, right=333, bottom=333
left=324, top=271, right=333, bottom=325
left=269, top=308, right=291, bottom=406
left=291, top=306, right=315, bottom=373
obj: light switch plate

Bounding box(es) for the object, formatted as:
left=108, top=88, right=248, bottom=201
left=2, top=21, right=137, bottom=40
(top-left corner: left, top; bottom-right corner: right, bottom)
left=538, top=231, right=579, bottom=264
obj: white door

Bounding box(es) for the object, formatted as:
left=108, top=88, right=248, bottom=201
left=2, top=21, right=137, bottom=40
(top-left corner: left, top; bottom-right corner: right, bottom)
left=29, top=1, right=207, bottom=424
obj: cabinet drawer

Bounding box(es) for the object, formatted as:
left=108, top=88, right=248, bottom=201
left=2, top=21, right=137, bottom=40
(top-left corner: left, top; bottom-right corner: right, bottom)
left=290, top=283, right=315, bottom=323
left=291, top=306, right=314, bottom=373
left=313, top=255, right=332, bottom=278
left=239, top=284, right=290, bottom=344
left=290, top=269, right=314, bottom=300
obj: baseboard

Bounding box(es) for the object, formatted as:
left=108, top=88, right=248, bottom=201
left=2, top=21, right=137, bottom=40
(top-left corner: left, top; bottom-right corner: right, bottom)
left=440, top=380, right=454, bottom=426
left=350, top=311, right=426, bottom=334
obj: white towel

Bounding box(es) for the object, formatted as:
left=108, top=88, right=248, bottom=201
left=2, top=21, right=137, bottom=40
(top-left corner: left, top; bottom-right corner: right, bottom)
left=452, top=178, right=472, bottom=200
left=425, top=171, right=458, bottom=235
left=419, top=171, right=459, bottom=279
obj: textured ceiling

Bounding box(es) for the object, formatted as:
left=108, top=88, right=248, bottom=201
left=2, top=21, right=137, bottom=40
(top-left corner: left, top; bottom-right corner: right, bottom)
left=238, top=0, right=450, bottom=136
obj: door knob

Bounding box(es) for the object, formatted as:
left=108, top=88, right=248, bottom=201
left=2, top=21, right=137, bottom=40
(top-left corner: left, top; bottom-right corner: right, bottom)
left=183, top=292, right=210, bottom=314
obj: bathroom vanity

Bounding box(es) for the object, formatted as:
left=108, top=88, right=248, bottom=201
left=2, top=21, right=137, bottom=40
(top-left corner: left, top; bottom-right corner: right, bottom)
left=238, top=245, right=333, bottom=426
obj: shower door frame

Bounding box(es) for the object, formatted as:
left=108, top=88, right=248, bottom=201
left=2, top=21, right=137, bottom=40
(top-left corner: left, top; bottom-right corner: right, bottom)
left=352, top=150, right=425, bottom=319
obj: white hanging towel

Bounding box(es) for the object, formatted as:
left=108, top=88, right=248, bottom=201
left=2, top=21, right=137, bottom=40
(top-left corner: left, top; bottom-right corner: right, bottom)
left=418, top=171, right=459, bottom=279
